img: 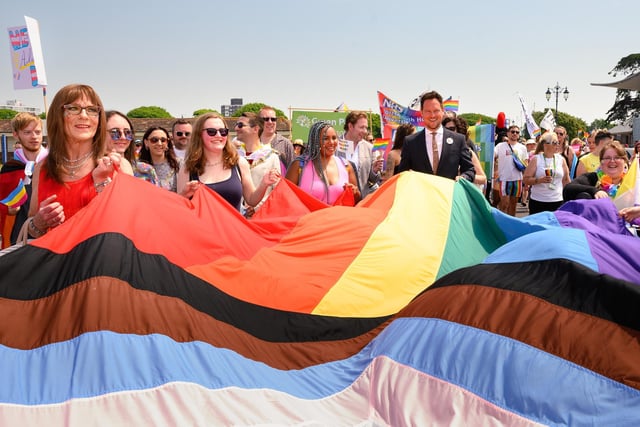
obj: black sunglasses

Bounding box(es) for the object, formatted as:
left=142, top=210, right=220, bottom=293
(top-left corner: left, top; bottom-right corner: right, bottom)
left=235, top=122, right=252, bottom=129
left=148, top=137, right=167, bottom=144
left=510, top=130, right=520, bottom=134
left=176, top=131, right=191, bottom=137
left=203, top=128, right=229, bottom=137
left=261, top=117, right=277, bottom=122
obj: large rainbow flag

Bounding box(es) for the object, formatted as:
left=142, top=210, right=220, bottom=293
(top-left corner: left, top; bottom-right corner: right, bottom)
left=0, top=173, right=639, bottom=425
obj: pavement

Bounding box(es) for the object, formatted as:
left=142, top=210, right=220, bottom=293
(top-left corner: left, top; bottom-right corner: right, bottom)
left=516, top=203, right=530, bottom=218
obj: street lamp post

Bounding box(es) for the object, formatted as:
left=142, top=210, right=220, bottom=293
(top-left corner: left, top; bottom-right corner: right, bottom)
left=545, top=82, right=569, bottom=120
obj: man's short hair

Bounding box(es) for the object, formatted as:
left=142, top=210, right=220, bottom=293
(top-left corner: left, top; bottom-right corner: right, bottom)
left=343, top=111, right=368, bottom=132
left=11, top=112, right=42, bottom=132
left=171, top=119, right=191, bottom=132
left=419, top=91, right=443, bottom=110
left=240, top=111, right=264, bottom=136
left=595, top=131, right=613, bottom=145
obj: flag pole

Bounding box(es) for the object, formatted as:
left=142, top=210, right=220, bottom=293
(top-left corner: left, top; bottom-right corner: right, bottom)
left=42, top=86, right=48, bottom=117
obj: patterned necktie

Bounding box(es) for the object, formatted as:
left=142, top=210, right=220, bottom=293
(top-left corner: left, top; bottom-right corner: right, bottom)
left=431, top=132, right=439, bottom=174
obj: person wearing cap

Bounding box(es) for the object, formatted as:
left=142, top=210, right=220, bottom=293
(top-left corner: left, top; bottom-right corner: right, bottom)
left=293, top=139, right=305, bottom=156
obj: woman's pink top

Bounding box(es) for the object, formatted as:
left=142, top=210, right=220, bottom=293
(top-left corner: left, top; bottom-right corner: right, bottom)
left=299, top=158, right=349, bottom=204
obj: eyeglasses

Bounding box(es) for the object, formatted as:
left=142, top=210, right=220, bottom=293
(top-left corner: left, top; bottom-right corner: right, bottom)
left=203, top=128, right=229, bottom=137
left=148, top=137, right=168, bottom=144
left=261, top=117, right=277, bottom=122
left=367, top=139, right=375, bottom=142
left=109, top=128, right=133, bottom=141
left=510, top=130, right=520, bottom=134
left=543, top=141, right=559, bottom=145
left=63, top=104, right=101, bottom=117
left=235, top=122, right=252, bottom=129
left=175, top=131, right=191, bottom=137
left=601, top=156, right=626, bottom=162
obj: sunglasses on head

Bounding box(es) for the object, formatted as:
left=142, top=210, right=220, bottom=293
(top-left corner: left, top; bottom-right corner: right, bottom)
left=176, top=131, right=191, bottom=137
left=148, top=137, right=167, bottom=144
left=261, top=117, right=277, bottom=122
left=109, top=128, right=133, bottom=141
left=204, top=128, right=229, bottom=137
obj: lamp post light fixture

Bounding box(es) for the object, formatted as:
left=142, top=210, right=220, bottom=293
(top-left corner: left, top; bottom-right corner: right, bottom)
left=545, top=82, right=569, bottom=119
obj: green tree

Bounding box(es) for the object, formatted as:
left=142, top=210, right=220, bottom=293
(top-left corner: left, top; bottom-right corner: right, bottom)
left=368, top=113, right=381, bottom=138
left=193, top=108, right=218, bottom=117
left=530, top=110, right=587, bottom=141
left=459, top=113, right=496, bottom=126
left=127, top=106, right=172, bottom=118
left=0, top=109, right=18, bottom=120
left=232, top=103, right=286, bottom=117
left=605, top=53, right=640, bottom=124
left=39, top=112, right=46, bottom=119
left=589, top=118, right=611, bottom=131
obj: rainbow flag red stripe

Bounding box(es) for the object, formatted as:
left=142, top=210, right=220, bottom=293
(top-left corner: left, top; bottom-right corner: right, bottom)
left=443, top=98, right=459, bottom=112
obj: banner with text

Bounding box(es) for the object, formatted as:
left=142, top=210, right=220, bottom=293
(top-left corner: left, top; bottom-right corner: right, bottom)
left=291, top=111, right=348, bottom=142
left=378, top=91, right=424, bottom=129
left=7, top=16, right=47, bottom=90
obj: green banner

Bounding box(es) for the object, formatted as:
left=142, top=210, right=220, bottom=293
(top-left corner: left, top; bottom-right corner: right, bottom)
left=291, top=111, right=348, bottom=143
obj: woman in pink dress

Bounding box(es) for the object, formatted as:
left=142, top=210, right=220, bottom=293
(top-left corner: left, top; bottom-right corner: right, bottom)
left=285, top=121, right=360, bottom=205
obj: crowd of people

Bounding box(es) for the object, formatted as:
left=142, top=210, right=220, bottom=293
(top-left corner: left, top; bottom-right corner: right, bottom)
left=1, top=84, right=639, bottom=247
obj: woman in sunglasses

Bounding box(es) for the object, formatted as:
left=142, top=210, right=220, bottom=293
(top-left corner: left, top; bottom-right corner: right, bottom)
left=26, top=84, right=119, bottom=239
left=177, top=112, right=280, bottom=211
left=105, top=111, right=158, bottom=185
left=522, top=132, right=570, bottom=214
left=138, top=126, right=180, bottom=192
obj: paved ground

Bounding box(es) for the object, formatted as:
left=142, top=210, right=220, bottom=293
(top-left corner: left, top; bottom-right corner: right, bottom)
left=516, top=203, right=529, bottom=218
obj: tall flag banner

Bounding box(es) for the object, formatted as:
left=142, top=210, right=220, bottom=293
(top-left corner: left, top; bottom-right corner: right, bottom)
left=7, top=16, right=47, bottom=90
left=378, top=91, right=424, bottom=129
left=517, top=93, right=541, bottom=138
left=0, top=179, right=27, bottom=208
left=290, top=110, right=348, bottom=142
left=468, top=124, right=496, bottom=181
left=539, top=109, right=556, bottom=131
left=443, top=97, right=460, bottom=112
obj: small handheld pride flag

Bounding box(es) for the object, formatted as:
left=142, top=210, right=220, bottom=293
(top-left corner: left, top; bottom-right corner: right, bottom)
left=443, top=97, right=459, bottom=112
left=0, top=179, right=28, bottom=208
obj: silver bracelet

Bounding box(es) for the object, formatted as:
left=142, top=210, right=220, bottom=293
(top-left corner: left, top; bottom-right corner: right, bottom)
left=28, top=217, right=47, bottom=238
left=94, top=177, right=112, bottom=193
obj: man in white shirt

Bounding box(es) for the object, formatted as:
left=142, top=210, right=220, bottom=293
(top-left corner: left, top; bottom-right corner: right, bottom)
left=171, top=119, right=192, bottom=160
left=494, top=125, right=528, bottom=216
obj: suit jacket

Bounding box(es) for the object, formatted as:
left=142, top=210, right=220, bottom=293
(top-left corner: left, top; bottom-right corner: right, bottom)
left=397, top=128, right=475, bottom=181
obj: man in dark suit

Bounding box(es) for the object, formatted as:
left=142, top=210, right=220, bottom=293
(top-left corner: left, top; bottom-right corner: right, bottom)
left=397, top=91, right=475, bottom=182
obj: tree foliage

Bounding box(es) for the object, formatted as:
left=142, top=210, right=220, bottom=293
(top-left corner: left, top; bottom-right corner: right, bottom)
left=606, top=53, right=640, bottom=124
left=0, top=109, right=18, bottom=120
left=232, top=103, right=286, bottom=117
left=127, top=106, right=172, bottom=118
left=459, top=113, right=496, bottom=126
left=193, top=108, right=218, bottom=117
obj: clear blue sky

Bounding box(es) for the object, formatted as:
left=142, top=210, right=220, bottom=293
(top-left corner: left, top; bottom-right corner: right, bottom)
left=2, top=0, right=638, bottom=126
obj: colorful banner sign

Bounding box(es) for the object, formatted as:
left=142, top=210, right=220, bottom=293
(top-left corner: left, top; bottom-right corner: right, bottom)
left=378, top=92, right=424, bottom=129
left=290, top=111, right=348, bottom=142
left=7, top=16, right=47, bottom=90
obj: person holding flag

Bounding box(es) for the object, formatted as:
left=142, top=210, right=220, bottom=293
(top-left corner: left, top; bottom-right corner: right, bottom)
left=0, top=112, right=48, bottom=246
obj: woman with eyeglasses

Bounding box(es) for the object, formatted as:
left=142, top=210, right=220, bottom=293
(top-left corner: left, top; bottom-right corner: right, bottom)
left=177, top=112, right=280, bottom=211
left=522, top=132, right=570, bottom=214
left=563, top=140, right=630, bottom=203
left=138, top=126, right=180, bottom=192
left=25, top=84, right=120, bottom=239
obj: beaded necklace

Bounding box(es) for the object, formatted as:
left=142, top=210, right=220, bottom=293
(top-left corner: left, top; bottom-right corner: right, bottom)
left=596, top=168, right=625, bottom=198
